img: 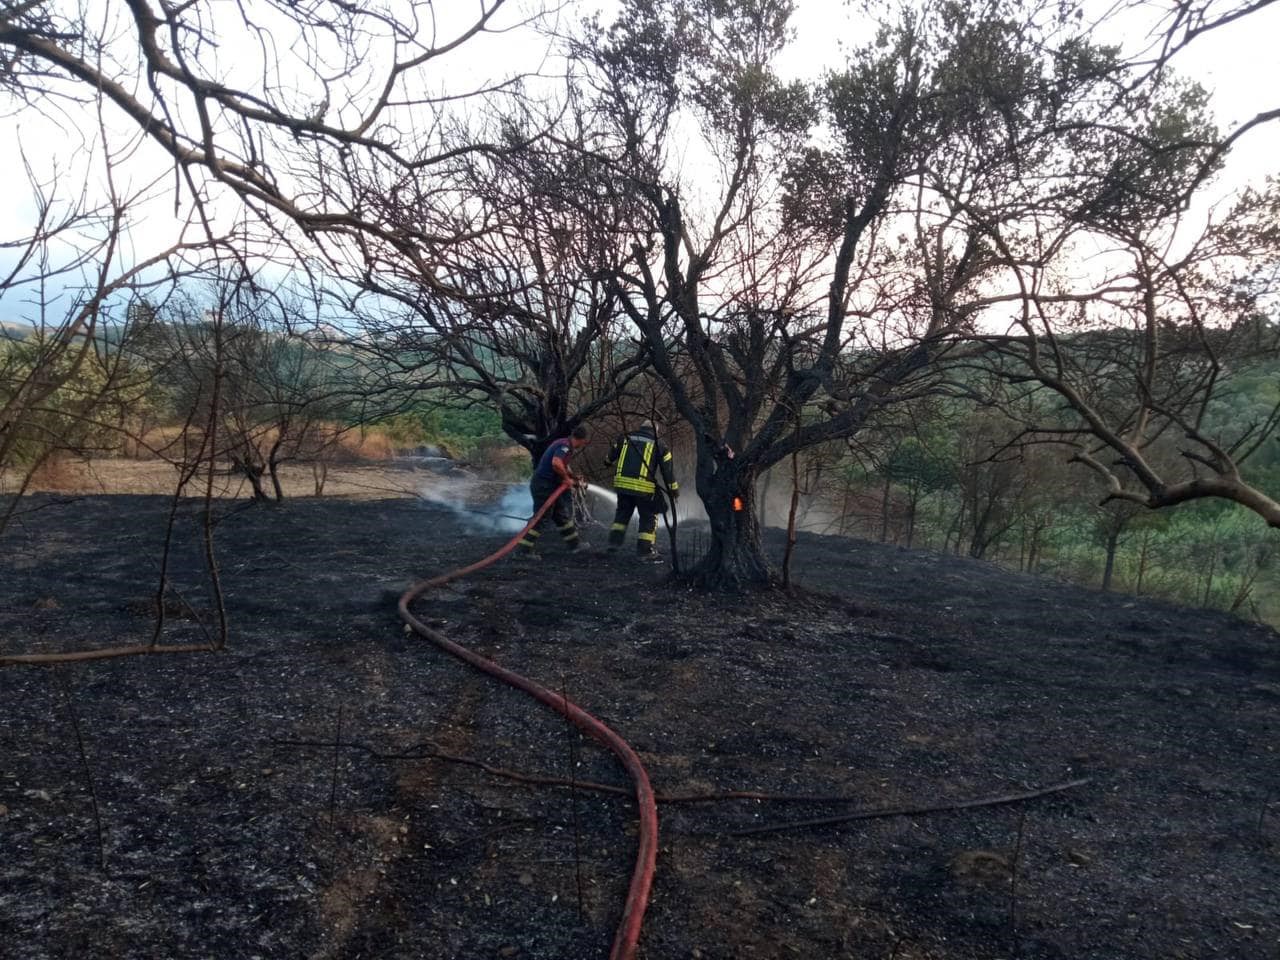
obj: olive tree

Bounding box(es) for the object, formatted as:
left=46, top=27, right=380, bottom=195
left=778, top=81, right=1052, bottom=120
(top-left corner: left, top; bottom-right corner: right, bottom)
left=573, top=0, right=1143, bottom=587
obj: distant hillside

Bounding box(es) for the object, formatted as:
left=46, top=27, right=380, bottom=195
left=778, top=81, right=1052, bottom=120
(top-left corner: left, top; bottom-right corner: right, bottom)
left=0, top=320, right=33, bottom=340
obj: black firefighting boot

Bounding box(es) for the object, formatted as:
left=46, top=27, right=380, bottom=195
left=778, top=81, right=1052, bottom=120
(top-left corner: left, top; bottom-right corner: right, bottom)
left=607, top=522, right=626, bottom=552
left=559, top=520, right=586, bottom=552
left=515, top=528, right=541, bottom=560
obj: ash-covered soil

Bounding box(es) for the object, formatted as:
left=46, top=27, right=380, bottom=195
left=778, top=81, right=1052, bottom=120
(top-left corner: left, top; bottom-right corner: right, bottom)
left=1, top=486, right=1278, bottom=960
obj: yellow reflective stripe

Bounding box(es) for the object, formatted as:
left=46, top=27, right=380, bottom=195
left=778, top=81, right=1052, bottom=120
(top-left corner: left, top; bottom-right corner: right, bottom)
left=637, top=530, right=657, bottom=543
left=613, top=437, right=661, bottom=492
left=610, top=522, right=627, bottom=532
left=614, top=439, right=630, bottom=487
left=662, top=451, right=672, bottom=462
left=668, top=482, right=679, bottom=491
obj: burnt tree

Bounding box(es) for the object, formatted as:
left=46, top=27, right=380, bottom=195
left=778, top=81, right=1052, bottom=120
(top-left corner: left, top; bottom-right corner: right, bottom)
left=338, top=117, right=654, bottom=465
left=575, top=0, right=1125, bottom=587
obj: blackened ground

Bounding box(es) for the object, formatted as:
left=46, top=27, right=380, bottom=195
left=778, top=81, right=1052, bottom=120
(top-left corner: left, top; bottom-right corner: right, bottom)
left=1, top=490, right=1277, bottom=960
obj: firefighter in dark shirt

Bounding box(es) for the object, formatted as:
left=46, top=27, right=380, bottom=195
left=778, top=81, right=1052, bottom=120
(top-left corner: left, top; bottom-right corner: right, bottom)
left=517, top=425, right=589, bottom=559
left=605, top=422, right=678, bottom=561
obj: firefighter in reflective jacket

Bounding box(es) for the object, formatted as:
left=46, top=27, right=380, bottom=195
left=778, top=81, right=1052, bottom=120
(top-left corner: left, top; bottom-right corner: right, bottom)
left=605, top=423, right=678, bottom=560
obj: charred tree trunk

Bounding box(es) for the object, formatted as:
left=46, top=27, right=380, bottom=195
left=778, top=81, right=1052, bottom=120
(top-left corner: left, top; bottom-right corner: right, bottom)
left=782, top=451, right=801, bottom=588
left=691, top=463, right=771, bottom=589
left=233, top=455, right=270, bottom=501
left=267, top=435, right=286, bottom=502
left=1027, top=526, right=1042, bottom=573
left=1202, top=546, right=1218, bottom=606
left=879, top=471, right=892, bottom=543
left=1101, top=526, right=1120, bottom=591
left=905, top=489, right=920, bottom=549
left=969, top=514, right=991, bottom=558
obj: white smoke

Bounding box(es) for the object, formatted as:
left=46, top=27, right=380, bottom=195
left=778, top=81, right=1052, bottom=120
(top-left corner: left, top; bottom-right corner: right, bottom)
left=417, top=474, right=708, bottom=536
left=417, top=475, right=531, bottom=534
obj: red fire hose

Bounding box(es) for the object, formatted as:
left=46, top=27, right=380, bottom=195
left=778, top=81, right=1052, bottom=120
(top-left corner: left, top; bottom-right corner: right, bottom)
left=397, top=480, right=658, bottom=960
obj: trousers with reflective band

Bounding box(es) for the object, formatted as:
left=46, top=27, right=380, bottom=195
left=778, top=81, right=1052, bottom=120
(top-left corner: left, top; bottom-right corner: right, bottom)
left=519, top=475, right=577, bottom=551
left=608, top=491, right=663, bottom=553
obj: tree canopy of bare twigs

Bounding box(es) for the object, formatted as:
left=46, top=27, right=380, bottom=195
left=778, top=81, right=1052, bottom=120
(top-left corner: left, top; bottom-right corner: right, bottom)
left=1, top=0, right=552, bottom=494
left=0, top=0, right=553, bottom=660
left=333, top=111, right=655, bottom=463
left=0, top=0, right=544, bottom=246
